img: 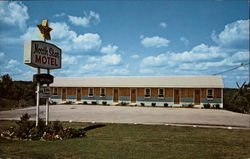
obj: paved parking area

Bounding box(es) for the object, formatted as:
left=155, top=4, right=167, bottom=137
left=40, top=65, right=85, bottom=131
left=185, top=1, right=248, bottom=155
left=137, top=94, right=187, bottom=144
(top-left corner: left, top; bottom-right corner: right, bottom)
left=0, top=105, right=249, bottom=128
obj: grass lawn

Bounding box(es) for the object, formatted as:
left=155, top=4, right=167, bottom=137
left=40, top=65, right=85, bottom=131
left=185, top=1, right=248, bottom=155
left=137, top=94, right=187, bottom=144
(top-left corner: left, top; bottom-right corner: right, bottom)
left=0, top=120, right=249, bottom=159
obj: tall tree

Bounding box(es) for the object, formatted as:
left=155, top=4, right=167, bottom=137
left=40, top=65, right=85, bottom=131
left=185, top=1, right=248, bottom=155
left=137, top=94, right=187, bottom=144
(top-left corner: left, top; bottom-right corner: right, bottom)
left=232, top=82, right=250, bottom=113
left=0, top=74, right=13, bottom=98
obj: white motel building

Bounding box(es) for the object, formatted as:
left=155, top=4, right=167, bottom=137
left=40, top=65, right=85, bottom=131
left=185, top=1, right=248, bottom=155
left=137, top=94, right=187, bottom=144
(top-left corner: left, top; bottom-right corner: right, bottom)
left=50, top=76, right=224, bottom=108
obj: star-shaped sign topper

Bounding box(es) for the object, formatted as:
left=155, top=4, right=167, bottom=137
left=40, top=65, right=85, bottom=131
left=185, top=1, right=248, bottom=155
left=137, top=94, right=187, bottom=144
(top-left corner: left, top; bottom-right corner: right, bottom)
left=37, top=20, right=52, bottom=41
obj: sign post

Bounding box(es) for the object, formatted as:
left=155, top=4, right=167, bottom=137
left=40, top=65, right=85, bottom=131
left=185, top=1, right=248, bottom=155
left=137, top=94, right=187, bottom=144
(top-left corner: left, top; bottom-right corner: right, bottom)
left=24, top=20, right=61, bottom=126
left=36, top=68, right=40, bottom=126
left=46, top=69, right=50, bottom=125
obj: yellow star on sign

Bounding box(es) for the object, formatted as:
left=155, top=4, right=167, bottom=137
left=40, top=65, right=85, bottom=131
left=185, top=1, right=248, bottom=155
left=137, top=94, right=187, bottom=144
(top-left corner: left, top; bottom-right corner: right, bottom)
left=37, top=20, right=52, bottom=40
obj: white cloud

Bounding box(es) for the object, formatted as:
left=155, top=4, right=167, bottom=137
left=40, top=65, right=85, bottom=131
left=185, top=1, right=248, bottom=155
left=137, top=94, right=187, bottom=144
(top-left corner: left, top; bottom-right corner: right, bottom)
left=159, top=22, right=167, bottom=28
left=73, top=53, right=123, bottom=76
left=180, top=37, right=189, bottom=46
left=141, top=54, right=169, bottom=67
left=141, top=36, right=170, bottom=48
left=53, top=12, right=65, bottom=17
left=72, top=33, right=102, bottom=51
left=20, top=22, right=102, bottom=52
left=0, top=52, right=4, bottom=65
left=130, top=54, right=140, bottom=59
left=68, top=15, right=89, bottom=27
left=212, top=19, right=249, bottom=49
left=62, top=54, right=78, bottom=65
left=0, top=1, right=29, bottom=30
left=101, top=54, right=121, bottom=65
left=139, top=68, right=154, bottom=74
left=231, top=51, right=249, bottom=62
left=101, top=44, right=118, bottom=54
left=81, top=63, right=98, bottom=71
left=86, top=54, right=121, bottom=66
left=50, top=22, right=77, bottom=40
left=8, top=59, right=19, bottom=65
left=0, top=36, right=21, bottom=44
left=141, top=43, right=225, bottom=68
left=5, top=59, right=19, bottom=69
left=68, top=10, right=100, bottom=27
left=20, top=27, right=40, bottom=40
left=108, top=68, right=129, bottom=75
left=140, top=39, right=245, bottom=76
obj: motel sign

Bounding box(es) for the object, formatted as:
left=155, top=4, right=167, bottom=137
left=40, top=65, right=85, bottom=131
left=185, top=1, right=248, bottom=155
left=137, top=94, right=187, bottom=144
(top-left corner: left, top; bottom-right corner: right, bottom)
left=23, top=19, right=62, bottom=126
left=24, top=40, right=61, bottom=69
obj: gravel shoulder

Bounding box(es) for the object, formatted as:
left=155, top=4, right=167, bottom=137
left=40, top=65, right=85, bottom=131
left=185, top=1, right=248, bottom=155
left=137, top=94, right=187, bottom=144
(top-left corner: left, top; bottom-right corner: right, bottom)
left=0, top=105, right=249, bottom=128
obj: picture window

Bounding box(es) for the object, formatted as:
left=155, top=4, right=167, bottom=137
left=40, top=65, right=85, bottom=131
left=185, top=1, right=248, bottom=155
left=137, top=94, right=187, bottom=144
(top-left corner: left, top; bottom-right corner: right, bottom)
left=145, top=88, right=151, bottom=97
left=158, top=88, right=164, bottom=97
left=100, top=88, right=106, bottom=97
left=88, top=88, right=94, bottom=97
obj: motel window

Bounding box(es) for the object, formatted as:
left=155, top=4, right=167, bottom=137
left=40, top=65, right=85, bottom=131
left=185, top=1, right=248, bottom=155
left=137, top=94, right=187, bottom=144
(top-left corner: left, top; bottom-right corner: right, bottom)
left=53, top=88, right=58, bottom=95
left=100, top=88, right=106, bottom=97
left=88, top=88, right=94, bottom=97
left=158, top=88, right=164, bottom=97
left=207, top=89, right=214, bottom=98
left=145, top=88, right=151, bottom=97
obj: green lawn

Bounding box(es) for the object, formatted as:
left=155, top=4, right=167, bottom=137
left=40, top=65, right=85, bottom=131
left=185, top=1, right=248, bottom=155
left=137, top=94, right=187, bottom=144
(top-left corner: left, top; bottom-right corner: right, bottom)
left=0, top=120, right=249, bottom=159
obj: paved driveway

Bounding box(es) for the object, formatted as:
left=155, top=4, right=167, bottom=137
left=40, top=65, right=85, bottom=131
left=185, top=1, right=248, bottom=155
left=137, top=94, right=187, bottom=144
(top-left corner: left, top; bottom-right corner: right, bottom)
left=0, top=105, right=249, bottom=128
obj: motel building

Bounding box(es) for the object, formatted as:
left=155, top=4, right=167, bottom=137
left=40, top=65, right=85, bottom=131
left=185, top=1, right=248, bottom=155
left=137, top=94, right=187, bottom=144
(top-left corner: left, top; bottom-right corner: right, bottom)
left=50, top=76, right=224, bottom=108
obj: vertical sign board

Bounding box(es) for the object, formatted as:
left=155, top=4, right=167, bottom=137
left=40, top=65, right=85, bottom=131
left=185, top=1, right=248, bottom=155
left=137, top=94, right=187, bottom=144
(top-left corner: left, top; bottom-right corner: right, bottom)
left=24, top=41, right=62, bottom=69
left=40, top=87, right=51, bottom=98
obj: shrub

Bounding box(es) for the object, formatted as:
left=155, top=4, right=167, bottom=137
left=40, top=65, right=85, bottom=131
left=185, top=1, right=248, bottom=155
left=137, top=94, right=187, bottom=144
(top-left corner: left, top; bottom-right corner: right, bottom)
left=49, top=101, right=57, bottom=105
left=182, top=104, right=188, bottom=107
left=60, top=128, right=86, bottom=139
left=188, top=104, right=194, bottom=108
left=164, top=103, right=168, bottom=107
left=65, top=101, right=72, bottom=105
left=92, top=101, right=97, bottom=105
left=140, top=103, right=145, bottom=106
left=151, top=103, right=156, bottom=107
left=32, top=118, right=47, bottom=138
left=102, top=101, right=107, bottom=105
left=83, top=101, right=88, bottom=105
left=120, top=102, right=127, bottom=106
left=51, top=121, right=63, bottom=134
left=215, top=104, right=220, bottom=109
left=203, top=103, right=211, bottom=109
left=16, top=113, right=35, bottom=139
left=1, top=114, right=86, bottom=141
left=1, top=126, right=16, bottom=139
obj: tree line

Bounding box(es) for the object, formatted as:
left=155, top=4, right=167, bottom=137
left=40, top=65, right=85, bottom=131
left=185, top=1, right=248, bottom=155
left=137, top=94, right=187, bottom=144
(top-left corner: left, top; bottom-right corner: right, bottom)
left=0, top=74, right=36, bottom=111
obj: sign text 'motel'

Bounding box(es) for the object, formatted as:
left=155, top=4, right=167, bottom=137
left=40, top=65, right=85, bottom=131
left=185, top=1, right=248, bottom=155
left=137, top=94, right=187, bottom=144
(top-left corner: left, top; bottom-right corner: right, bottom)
left=24, top=40, right=62, bottom=69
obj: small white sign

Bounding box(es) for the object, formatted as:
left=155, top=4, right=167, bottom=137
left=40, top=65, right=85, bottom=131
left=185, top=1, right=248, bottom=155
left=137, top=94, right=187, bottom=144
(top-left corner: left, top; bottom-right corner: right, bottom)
left=40, top=87, right=51, bottom=98
left=24, top=40, right=61, bottom=69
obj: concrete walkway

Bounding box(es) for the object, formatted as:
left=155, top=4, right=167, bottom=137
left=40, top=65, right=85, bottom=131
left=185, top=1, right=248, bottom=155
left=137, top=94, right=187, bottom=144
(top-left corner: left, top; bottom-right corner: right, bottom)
left=0, top=105, right=249, bottom=129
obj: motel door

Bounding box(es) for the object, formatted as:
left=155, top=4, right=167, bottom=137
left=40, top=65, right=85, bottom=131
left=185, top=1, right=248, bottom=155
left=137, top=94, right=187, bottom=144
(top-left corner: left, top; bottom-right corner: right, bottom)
left=113, top=88, right=118, bottom=103
left=77, top=88, right=81, bottom=101
left=131, top=88, right=137, bottom=103
left=62, top=88, right=66, bottom=101
left=174, top=89, right=180, bottom=104
left=194, top=89, right=200, bottom=105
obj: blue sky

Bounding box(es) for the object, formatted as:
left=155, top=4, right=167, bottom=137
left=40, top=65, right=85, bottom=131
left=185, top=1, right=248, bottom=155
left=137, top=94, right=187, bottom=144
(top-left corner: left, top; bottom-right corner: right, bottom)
left=0, top=0, right=249, bottom=88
